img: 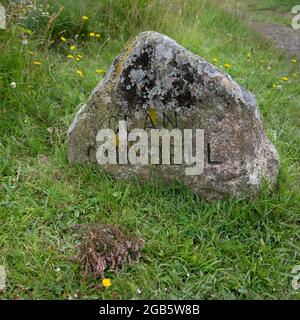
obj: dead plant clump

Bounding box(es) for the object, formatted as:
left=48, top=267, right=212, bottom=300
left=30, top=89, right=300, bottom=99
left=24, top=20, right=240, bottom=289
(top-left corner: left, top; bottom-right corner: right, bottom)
left=75, top=224, right=145, bottom=277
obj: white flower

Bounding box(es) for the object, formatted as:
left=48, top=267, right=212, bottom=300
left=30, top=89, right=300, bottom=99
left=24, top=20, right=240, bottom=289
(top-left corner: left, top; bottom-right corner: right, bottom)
left=21, top=39, right=28, bottom=45
left=10, top=82, right=17, bottom=89
left=136, top=288, right=142, bottom=295
left=55, top=267, right=61, bottom=272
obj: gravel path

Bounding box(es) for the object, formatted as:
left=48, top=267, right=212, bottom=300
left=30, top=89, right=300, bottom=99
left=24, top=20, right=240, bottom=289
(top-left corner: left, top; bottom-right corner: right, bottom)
left=249, top=21, right=300, bottom=58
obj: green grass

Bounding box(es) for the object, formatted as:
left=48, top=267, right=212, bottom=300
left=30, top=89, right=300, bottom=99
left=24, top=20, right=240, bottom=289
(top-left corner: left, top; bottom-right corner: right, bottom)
left=0, top=0, right=299, bottom=299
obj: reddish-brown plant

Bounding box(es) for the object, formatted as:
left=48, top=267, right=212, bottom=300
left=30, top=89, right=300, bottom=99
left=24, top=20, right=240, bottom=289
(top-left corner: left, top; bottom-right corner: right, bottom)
left=75, top=224, right=144, bottom=277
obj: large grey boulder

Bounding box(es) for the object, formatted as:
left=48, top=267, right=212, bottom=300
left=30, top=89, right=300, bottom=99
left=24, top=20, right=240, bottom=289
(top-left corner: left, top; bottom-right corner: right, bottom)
left=67, top=31, right=280, bottom=200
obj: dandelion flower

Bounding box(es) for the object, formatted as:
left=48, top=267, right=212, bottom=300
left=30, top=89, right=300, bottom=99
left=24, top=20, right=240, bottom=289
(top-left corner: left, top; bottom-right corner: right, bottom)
left=96, top=69, right=105, bottom=74
left=212, top=58, right=218, bottom=64
left=67, top=54, right=74, bottom=59
left=89, top=32, right=95, bottom=37
left=33, top=61, right=42, bottom=65
left=281, top=76, right=289, bottom=81
left=70, top=45, right=76, bottom=50
left=102, top=278, right=111, bottom=288
left=76, top=69, right=83, bottom=77
left=82, top=16, right=89, bottom=21
left=76, top=54, right=82, bottom=61
left=223, top=63, right=231, bottom=68
left=291, top=58, right=297, bottom=63
left=60, top=36, right=67, bottom=42
left=10, top=82, right=17, bottom=89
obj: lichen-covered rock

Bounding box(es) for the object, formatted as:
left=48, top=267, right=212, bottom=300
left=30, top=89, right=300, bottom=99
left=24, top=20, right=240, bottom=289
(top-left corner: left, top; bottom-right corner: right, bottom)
left=67, top=31, right=280, bottom=200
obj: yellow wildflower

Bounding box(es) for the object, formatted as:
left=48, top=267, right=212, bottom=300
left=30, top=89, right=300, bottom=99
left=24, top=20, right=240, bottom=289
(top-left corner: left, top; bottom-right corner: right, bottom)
left=76, top=69, right=83, bottom=77
left=33, top=61, right=42, bottom=65
left=291, top=58, right=297, bottom=64
left=102, top=278, right=111, bottom=288
left=70, top=45, right=76, bottom=50
left=223, top=63, right=231, bottom=68
left=60, top=36, right=67, bottom=42
left=212, top=58, right=218, bottom=64
left=95, top=33, right=101, bottom=38
left=67, top=54, right=74, bottom=59
left=281, top=76, right=289, bottom=81
left=89, top=32, right=95, bottom=37
left=96, top=69, right=105, bottom=74
left=82, top=16, right=89, bottom=21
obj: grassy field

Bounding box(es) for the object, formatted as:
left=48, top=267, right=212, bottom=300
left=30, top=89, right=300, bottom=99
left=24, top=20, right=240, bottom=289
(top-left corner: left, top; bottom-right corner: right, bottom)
left=0, top=0, right=299, bottom=299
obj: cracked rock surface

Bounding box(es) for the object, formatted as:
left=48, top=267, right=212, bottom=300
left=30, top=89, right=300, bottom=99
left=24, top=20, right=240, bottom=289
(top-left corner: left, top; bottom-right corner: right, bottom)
left=68, top=31, right=280, bottom=200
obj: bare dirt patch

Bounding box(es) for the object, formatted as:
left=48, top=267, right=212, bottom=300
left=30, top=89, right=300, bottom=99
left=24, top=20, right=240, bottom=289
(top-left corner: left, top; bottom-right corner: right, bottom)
left=249, top=21, right=300, bottom=58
